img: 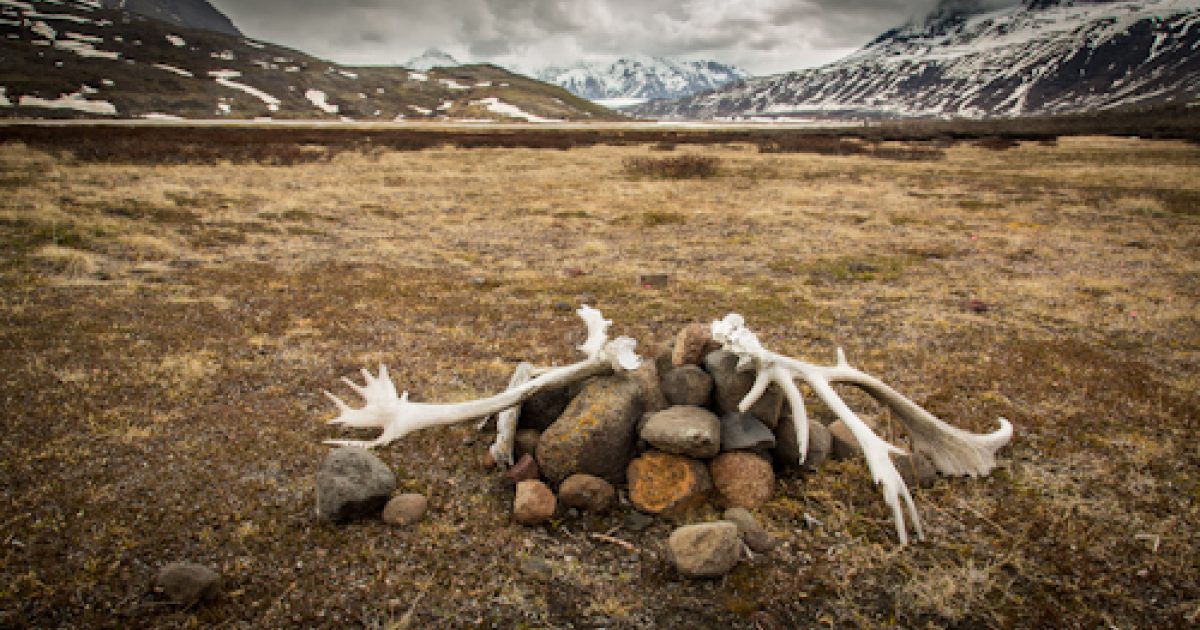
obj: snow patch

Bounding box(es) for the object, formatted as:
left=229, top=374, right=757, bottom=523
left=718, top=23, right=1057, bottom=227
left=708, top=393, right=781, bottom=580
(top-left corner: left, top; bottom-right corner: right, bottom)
left=31, top=20, right=55, bottom=39
left=304, top=89, right=338, bottom=114
left=408, top=104, right=432, bottom=115
left=336, top=69, right=358, bottom=79
left=440, top=78, right=470, bottom=90
left=0, top=86, right=11, bottom=107
left=243, top=39, right=265, bottom=49
left=165, top=34, right=185, bottom=47
left=593, top=97, right=648, bottom=109
left=408, top=72, right=428, bottom=82
left=140, top=112, right=182, bottom=120
left=210, top=50, right=234, bottom=61
left=153, top=62, right=192, bottom=77
left=19, top=90, right=116, bottom=114
left=54, top=38, right=119, bottom=59
left=65, top=31, right=102, bottom=43
left=208, top=70, right=280, bottom=111
left=471, top=97, right=563, bottom=123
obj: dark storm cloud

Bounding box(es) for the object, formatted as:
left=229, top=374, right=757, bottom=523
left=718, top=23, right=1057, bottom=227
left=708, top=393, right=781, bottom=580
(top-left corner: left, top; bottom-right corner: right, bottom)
left=209, top=0, right=1021, bottom=75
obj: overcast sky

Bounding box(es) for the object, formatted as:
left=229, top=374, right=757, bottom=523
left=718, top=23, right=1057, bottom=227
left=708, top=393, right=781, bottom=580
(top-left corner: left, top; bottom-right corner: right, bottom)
left=208, top=0, right=1020, bottom=76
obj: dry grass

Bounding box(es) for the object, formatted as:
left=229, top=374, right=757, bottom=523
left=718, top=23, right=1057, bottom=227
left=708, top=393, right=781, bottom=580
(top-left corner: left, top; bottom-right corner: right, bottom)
left=0, top=132, right=1197, bottom=628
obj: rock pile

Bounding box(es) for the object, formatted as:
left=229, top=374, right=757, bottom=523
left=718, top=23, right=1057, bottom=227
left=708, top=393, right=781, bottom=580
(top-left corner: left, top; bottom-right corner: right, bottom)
left=487, top=322, right=891, bottom=576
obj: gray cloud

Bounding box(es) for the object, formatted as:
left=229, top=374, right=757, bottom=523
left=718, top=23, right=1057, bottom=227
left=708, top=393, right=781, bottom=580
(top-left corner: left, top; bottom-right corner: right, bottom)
left=209, top=0, right=1020, bottom=75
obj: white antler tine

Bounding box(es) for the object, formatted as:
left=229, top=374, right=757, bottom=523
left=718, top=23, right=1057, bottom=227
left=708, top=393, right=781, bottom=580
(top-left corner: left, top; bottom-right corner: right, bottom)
left=901, top=484, right=924, bottom=542
left=360, top=367, right=375, bottom=384
left=836, top=347, right=848, bottom=367
left=341, top=376, right=366, bottom=395
left=324, top=390, right=351, bottom=414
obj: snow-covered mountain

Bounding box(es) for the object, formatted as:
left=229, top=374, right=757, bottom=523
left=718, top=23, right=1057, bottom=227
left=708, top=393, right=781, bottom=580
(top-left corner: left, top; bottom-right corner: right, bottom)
left=100, top=0, right=241, bottom=36
left=634, top=0, right=1200, bottom=119
left=403, top=48, right=461, bottom=71
left=537, top=56, right=750, bottom=104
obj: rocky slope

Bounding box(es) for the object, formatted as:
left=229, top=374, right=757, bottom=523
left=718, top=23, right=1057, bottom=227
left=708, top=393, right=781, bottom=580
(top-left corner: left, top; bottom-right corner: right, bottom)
left=100, top=0, right=240, bottom=36
left=0, top=0, right=617, bottom=121
left=634, top=0, right=1200, bottom=119
left=537, top=56, right=749, bottom=103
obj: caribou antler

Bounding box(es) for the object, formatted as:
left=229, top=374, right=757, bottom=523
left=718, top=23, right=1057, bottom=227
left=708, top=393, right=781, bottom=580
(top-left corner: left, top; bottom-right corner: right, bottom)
left=325, top=306, right=641, bottom=452
left=711, top=314, right=1012, bottom=544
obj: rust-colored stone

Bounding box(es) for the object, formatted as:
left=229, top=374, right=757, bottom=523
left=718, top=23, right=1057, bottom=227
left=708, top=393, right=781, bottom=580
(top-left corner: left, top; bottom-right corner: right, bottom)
left=626, top=451, right=712, bottom=517
left=709, top=451, right=774, bottom=510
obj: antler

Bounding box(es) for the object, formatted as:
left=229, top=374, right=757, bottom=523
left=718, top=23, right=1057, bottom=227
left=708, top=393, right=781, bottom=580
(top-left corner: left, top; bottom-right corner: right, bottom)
left=324, top=306, right=641, bottom=453
left=711, top=314, right=1012, bottom=544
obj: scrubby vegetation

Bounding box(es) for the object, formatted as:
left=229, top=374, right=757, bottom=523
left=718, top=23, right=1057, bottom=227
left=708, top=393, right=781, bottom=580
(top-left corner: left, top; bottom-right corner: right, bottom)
left=623, top=154, right=721, bottom=179
left=0, top=131, right=1197, bottom=628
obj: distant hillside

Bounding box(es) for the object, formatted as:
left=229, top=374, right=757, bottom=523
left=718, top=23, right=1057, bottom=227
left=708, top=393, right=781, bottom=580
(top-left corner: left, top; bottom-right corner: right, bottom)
left=634, top=0, right=1200, bottom=120
left=0, top=0, right=619, bottom=121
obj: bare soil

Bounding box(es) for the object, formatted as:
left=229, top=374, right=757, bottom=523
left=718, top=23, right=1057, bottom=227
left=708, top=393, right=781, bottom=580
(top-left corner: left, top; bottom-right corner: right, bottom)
left=1, top=131, right=1197, bottom=628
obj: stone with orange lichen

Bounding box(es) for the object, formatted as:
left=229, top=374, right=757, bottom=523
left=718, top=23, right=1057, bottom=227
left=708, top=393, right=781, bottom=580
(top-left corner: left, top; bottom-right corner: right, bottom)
left=626, top=451, right=712, bottom=517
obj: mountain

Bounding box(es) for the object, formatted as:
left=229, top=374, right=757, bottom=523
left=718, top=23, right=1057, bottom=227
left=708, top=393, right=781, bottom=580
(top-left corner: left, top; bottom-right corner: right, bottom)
left=537, top=56, right=750, bottom=105
left=633, top=0, right=1200, bottom=120
left=0, top=0, right=618, bottom=121
left=100, top=0, right=241, bottom=37
left=403, top=48, right=460, bottom=71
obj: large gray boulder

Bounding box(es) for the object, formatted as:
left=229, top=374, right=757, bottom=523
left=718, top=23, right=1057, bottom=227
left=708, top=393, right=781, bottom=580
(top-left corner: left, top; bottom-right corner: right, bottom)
left=640, top=406, right=721, bottom=458
left=315, top=447, right=397, bottom=523
left=536, top=376, right=644, bottom=484
left=703, top=350, right=783, bottom=427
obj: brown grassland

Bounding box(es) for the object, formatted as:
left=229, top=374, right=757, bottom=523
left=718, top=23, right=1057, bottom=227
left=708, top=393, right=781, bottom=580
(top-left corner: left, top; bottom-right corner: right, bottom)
left=0, top=126, right=1197, bottom=628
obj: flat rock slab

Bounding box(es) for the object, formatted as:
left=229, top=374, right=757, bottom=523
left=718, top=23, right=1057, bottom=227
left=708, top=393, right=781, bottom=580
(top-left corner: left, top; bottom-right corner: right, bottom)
left=640, top=405, right=721, bottom=458
left=315, top=447, right=397, bottom=523
left=720, top=411, right=776, bottom=452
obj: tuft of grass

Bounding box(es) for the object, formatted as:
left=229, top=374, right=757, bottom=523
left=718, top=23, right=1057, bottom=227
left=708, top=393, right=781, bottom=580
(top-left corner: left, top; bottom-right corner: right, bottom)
left=113, top=234, right=179, bottom=261
left=622, top=154, right=720, bottom=179
left=639, top=210, right=686, bottom=227
left=31, top=244, right=102, bottom=279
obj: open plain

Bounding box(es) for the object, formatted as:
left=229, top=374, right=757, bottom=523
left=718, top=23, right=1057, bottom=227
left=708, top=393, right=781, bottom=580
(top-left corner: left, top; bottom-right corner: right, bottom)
left=1, top=127, right=1197, bottom=628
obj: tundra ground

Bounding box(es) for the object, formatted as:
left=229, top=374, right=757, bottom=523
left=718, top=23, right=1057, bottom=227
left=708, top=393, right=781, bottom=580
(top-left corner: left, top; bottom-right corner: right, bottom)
left=1, top=132, right=1197, bottom=628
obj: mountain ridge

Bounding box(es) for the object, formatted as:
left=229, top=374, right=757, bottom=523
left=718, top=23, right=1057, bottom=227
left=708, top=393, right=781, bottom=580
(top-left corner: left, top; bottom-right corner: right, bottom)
left=633, top=0, right=1200, bottom=120
left=537, top=56, right=750, bottom=103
